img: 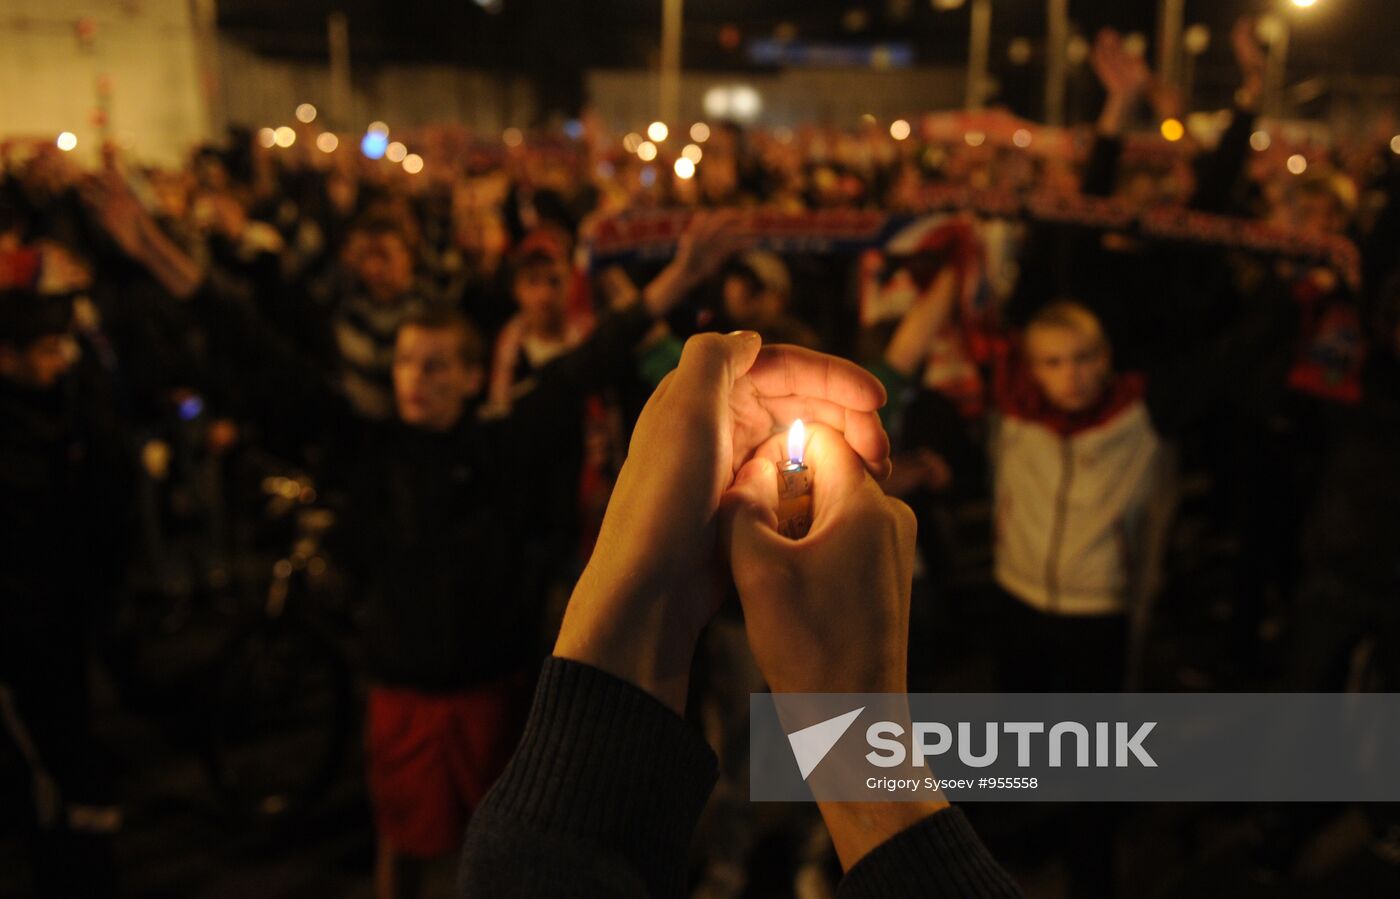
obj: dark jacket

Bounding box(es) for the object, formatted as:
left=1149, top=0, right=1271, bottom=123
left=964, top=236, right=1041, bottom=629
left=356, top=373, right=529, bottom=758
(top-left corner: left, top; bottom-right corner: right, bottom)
left=193, top=281, right=656, bottom=689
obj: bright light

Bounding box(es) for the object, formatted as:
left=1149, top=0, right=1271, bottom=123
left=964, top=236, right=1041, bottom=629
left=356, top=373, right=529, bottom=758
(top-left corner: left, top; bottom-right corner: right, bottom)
left=1390, top=135, right=1400, bottom=155
left=787, top=419, right=806, bottom=465
left=1066, top=35, right=1090, bottom=66
left=1184, top=24, right=1211, bottom=55
left=637, top=141, right=658, bottom=162
left=361, top=131, right=388, bottom=159
left=56, top=131, right=77, bottom=152
left=1012, top=128, right=1033, bottom=148
left=889, top=119, right=912, bottom=141
left=681, top=143, right=703, bottom=163
left=1291, top=0, right=1317, bottom=7
left=402, top=153, right=424, bottom=174
left=690, top=122, right=710, bottom=143
left=316, top=132, right=339, bottom=153
left=703, top=85, right=762, bottom=122
left=623, top=132, right=643, bottom=153
left=257, top=128, right=276, bottom=148
left=729, top=85, right=761, bottom=121
left=367, top=121, right=389, bottom=136
left=1287, top=154, right=1308, bottom=175
left=647, top=121, right=669, bottom=142
left=674, top=157, right=696, bottom=179
left=964, top=130, right=986, bottom=147
left=274, top=126, right=297, bottom=148
left=502, top=127, right=524, bottom=148
left=1250, top=130, right=1271, bottom=152
left=295, top=103, right=317, bottom=124
left=386, top=141, right=408, bottom=162
left=1160, top=118, right=1185, bottom=142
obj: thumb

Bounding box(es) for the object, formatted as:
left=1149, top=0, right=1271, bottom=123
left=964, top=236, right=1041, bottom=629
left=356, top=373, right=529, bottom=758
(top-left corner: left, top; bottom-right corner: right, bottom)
left=674, top=330, right=762, bottom=399
left=719, top=455, right=781, bottom=563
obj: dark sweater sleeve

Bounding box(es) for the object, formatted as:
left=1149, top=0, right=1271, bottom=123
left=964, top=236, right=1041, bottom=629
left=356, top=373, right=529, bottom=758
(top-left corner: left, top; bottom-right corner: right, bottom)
left=1081, top=134, right=1122, bottom=198
left=457, top=656, right=719, bottom=899
left=838, top=806, right=1025, bottom=899
left=1190, top=106, right=1256, bottom=214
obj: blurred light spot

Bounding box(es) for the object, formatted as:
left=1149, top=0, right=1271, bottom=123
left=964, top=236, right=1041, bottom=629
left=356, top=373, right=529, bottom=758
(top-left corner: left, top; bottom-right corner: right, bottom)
left=1013, top=128, right=1033, bottom=148
left=361, top=131, right=388, bottom=159
left=56, top=131, right=78, bottom=152
left=1008, top=37, right=1032, bottom=65
left=368, top=121, right=390, bottom=136
left=637, top=141, right=658, bottom=162
left=316, top=132, right=339, bottom=153
left=273, top=126, right=296, bottom=148
left=690, top=122, right=710, bottom=143
left=648, top=121, right=669, bottom=142
left=386, top=140, right=408, bottom=162
left=889, top=119, right=911, bottom=141
left=295, top=103, right=317, bottom=124
left=503, top=127, right=524, bottom=148
left=623, top=132, right=643, bottom=153
left=1390, top=135, right=1400, bottom=155
left=1250, top=130, right=1271, bottom=152
left=682, top=143, right=703, bottom=163
left=402, top=153, right=424, bottom=174
left=1287, top=154, right=1308, bottom=175
left=674, top=157, right=696, bottom=179
left=640, top=166, right=657, bottom=188
left=1159, top=118, right=1185, bottom=142
left=257, top=127, right=276, bottom=148
left=563, top=119, right=584, bottom=140
left=964, top=130, right=986, bottom=147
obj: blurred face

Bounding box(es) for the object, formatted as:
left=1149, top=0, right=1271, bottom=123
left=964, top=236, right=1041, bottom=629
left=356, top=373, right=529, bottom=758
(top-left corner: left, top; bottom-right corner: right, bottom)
left=513, top=261, right=567, bottom=333
left=722, top=271, right=767, bottom=323
left=1025, top=324, right=1111, bottom=414
left=392, top=325, right=482, bottom=431
left=353, top=232, right=414, bottom=303
left=0, top=334, right=77, bottom=390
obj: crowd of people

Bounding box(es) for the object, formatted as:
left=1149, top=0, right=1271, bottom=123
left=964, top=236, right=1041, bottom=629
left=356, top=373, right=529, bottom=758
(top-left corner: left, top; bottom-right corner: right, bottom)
left=2, top=18, right=1399, bottom=899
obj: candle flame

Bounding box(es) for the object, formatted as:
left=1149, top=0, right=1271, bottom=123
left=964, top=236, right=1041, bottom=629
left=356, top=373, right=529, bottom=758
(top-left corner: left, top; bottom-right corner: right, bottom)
left=787, top=419, right=806, bottom=466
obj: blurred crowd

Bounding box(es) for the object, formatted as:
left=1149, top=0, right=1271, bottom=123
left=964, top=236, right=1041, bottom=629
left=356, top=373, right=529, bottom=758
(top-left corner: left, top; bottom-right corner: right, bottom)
left=2, top=20, right=1399, bottom=899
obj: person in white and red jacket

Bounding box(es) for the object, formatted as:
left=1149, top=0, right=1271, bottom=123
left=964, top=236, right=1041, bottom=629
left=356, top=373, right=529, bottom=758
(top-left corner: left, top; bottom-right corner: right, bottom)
left=989, top=305, right=1197, bottom=764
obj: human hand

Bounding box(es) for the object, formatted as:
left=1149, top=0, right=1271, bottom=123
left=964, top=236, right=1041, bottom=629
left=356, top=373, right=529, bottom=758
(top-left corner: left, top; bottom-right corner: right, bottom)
left=720, top=422, right=915, bottom=695
left=721, top=424, right=948, bottom=871
left=642, top=209, right=751, bottom=317
left=1091, top=29, right=1150, bottom=100
left=554, top=334, right=890, bottom=712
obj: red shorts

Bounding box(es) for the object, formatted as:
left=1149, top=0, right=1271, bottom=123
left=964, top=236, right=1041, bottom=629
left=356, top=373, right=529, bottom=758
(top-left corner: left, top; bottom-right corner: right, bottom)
left=366, top=679, right=523, bottom=858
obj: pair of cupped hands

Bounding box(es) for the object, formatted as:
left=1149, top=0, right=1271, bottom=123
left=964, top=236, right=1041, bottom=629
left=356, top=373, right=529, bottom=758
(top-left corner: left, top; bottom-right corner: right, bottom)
left=555, top=331, right=916, bottom=713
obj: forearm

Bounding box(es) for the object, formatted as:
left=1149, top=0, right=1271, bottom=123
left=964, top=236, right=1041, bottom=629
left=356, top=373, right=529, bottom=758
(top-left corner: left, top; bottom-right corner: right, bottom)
left=132, top=218, right=205, bottom=300
left=458, top=657, right=718, bottom=899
